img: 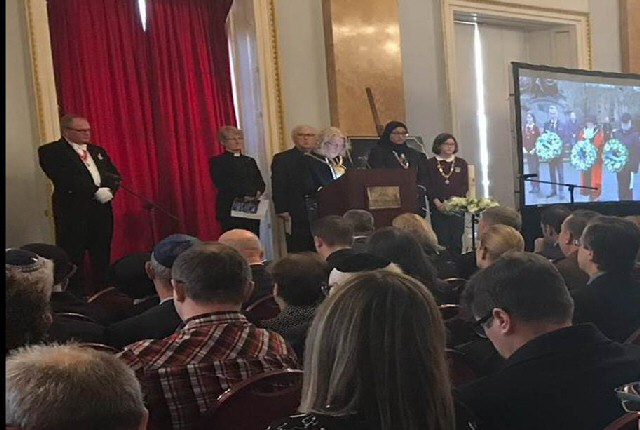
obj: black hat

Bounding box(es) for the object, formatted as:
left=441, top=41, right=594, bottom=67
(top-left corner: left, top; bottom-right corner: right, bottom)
left=334, top=253, right=391, bottom=273
left=20, top=243, right=76, bottom=285
left=5, top=249, right=45, bottom=273
left=152, top=234, right=201, bottom=268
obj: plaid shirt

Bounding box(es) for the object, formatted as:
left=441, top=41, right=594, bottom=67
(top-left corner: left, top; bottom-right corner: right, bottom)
left=118, top=311, right=298, bottom=430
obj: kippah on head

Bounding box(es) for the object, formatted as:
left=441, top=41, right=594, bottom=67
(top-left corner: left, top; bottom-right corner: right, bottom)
left=152, top=234, right=201, bottom=268
left=6, top=249, right=45, bottom=273
left=20, top=243, right=75, bottom=285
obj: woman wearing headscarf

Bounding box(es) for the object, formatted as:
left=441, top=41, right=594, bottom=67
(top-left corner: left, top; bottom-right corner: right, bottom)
left=367, top=121, right=429, bottom=215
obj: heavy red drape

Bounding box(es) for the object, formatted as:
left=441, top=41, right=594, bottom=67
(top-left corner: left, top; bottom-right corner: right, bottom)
left=47, top=0, right=235, bottom=260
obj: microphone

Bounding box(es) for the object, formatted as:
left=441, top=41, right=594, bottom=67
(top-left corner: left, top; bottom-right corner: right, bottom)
left=521, top=174, right=538, bottom=180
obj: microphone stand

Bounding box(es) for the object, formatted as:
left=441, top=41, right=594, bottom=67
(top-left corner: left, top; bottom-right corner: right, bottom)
left=114, top=181, right=179, bottom=246
left=523, top=178, right=598, bottom=204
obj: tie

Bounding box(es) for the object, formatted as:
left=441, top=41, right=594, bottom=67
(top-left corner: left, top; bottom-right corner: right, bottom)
left=79, top=149, right=88, bottom=162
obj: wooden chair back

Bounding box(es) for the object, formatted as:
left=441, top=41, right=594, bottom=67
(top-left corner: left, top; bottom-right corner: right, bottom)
left=87, top=286, right=134, bottom=317
left=195, top=369, right=303, bottom=430
left=245, top=295, right=281, bottom=322
left=602, top=413, right=640, bottom=430
left=55, top=312, right=97, bottom=323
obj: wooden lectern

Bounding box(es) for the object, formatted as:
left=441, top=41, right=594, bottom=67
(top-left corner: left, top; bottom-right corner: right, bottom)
left=316, top=168, right=418, bottom=227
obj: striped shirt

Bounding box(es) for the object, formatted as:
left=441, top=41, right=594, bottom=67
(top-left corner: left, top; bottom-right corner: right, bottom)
left=118, top=311, right=298, bottom=430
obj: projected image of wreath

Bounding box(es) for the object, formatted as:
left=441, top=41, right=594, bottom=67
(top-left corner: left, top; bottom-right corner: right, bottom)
left=602, top=139, right=629, bottom=173
left=535, top=132, right=563, bottom=161
left=570, top=140, right=598, bottom=171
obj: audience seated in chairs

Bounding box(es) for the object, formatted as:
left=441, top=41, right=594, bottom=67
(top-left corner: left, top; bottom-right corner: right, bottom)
left=118, top=242, right=298, bottom=430
left=455, top=206, right=522, bottom=279
left=392, top=212, right=460, bottom=278
left=555, top=209, right=600, bottom=290
left=367, top=227, right=447, bottom=304
left=196, top=369, right=303, bottom=430
left=6, top=343, right=148, bottom=430
left=105, top=234, right=200, bottom=349
left=572, top=216, right=640, bottom=343
left=5, top=249, right=54, bottom=354
left=270, top=270, right=465, bottom=430
left=342, top=209, right=374, bottom=253
left=20, top=243, right=112, bottom=324
left=457, top=252, right=640, bottom=430
left=311, top=215, right=356, bottom=270
left=534, top=204, right=570, bottom=261
left=219, top=228, right=274, bottom=308
left=260, top=253, right=328, bottom=360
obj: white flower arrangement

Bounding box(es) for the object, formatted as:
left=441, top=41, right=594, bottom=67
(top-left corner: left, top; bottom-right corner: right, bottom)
left=442, top=196, right=500, bottom=215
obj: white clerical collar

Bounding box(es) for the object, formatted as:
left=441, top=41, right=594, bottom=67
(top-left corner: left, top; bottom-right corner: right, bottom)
left=435, top=155, right=455, bottom=162
left=227, top=151, right=241, bottom=157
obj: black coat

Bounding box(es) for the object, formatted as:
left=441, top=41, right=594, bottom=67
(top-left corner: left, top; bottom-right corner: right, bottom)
left=304, top=153, right=354, bottom=194
left=271, top=148, right=313, bottom=222
left=209, top=152, right=265, bottom=221
left=105, top=299, right=182, bottom=350
left=572, top=271, right=640, bottom=342
left=367, top=143, right=428, bottom=187
left=457, top=324, right=640, bottom=430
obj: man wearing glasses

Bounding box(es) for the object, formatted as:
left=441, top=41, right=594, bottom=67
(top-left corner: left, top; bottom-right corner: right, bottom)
left=271, top=125, right=318, bottom=252
left=38, top=114, right=121, bottom=296
left=458, top=252, right=640, bottom=430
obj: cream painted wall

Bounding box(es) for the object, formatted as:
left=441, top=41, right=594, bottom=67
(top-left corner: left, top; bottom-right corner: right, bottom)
left=589, top=0, right=622, bottom=72
left=6, top=0, right=53, bottom=247
left=275, top=0, right=331, bottom=143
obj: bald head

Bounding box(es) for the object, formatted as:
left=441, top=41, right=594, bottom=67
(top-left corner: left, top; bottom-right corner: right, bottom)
left=218, top=229, right=264, bottom=265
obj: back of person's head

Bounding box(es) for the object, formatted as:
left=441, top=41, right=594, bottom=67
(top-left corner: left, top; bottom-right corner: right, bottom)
left=367, top=227, right=437, bottom=288
left=301, top=270, right=454, bottom=430
left=218, top=229, right=264, bottom=264
left=342, top=209, right=375, bottom=236
left=6, top=250, right=55, bottom=353
left=19, top=243, right=76, bottom=288
left=311, top=216, right=354, bottom=248
left=149, top=234, right=201, bottom=282
left=581, top=216, right=640, bottom=273
left=477, top=225, right=525, bottom=267
left=540, top=205, right=571, bottom=235
left=480, top=206, right=522, bottom=231
left=328, top=253, right=402, bottom=292
left=564, top=209, right=601, bottom=239
left=6, top=344, right=147, bottom=430
left=391, top=213, right=442, bottom=253
left=106, top=252, right=155, bottom=299
left=269, top=253, right=328, bottom=307
left=463, top=252, right=573, bottom=328
left=172, top=242, right=251, bottom=305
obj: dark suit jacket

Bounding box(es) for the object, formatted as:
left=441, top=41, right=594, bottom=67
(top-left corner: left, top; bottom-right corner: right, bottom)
left=367, top=143, right=428, bottom=187
left=457, top=324, right=640, bottom=430
left=554, top=251, right=589, bottom=290
left=51, top=291, right=114, bottom=325
left=105, top=299, right=182, bottom=349
left=572, top=271, right=640, bottom=342
left=303, top=153, right=354, bottom=194
left=38, top=139, right=120, bottom=219
left=271, top=148, right=313, bottom=222
left=326, top=248, right=358, bottom=271
left=244, top=263, right=274, bottom=308
left=543, top=119, right=568, bottom=143
left=455, top=252, right=478, bottom=280
left=209, top=151, right=265, bottom=221
left=47, top=315, right=106, bottom=344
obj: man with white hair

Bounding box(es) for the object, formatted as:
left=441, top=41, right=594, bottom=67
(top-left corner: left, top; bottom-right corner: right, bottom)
left=271, top=125, right=318, bottom=252
left=219, top=228, right=273, bottom=307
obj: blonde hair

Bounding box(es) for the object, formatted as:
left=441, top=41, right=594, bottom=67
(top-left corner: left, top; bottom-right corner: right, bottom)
left=301, top=270, right=455, bottom=430
left=392, top=213, right=443, bottom=253
left=478, top=224, right=525, bottom=263
left=313, top=127, right=351, bottom=157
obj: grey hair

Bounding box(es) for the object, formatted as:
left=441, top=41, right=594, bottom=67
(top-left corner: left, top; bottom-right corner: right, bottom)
left=149, top=254, right=172, bottom=281
left=313, top=127, right=351, bottom=157
left=291, top=124, right=317, bottom=140
left=6, top=343, right=146, bottom=430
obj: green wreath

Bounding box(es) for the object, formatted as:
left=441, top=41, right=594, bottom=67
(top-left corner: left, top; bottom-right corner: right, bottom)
left=602, top=139, right=629, bottom=173
left=570, top=140, right=598, bottom=171
left=535, top=132, right=563, bottom=161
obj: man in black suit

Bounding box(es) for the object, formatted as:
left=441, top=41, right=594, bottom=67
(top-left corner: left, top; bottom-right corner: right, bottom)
left=543, top=105, right=567, bottom=198
left=38, top=115, right=121, bottom=295
left=458, top=252, right=640, bottom=430
left=105, top=234, right=200, bottom=349
left=573, top=216, right=640, bottom=342
left=209, top=126, right=265, bottom=237
left=271, top=125, right=318, bottom=252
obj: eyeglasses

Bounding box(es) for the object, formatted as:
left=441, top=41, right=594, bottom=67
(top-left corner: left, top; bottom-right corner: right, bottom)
left=66, top=127, right=91, bottom=133
left=616, top=382, right=640, bottom=412
left=223, top=136, right=244, bottom=141
left=390, top=131, right=408, bottom=136
left=471, top=310, right=494, bottom=339
left=296, top=133, right=316, bottom=138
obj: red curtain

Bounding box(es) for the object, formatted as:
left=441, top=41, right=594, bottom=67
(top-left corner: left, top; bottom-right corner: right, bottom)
left=47, top=0, right=235, bottom=260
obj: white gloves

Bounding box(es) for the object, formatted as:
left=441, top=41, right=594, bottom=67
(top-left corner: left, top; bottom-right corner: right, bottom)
left=94, top=187, right=114, bottom=204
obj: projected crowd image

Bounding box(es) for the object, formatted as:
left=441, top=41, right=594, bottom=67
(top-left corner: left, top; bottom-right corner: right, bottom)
left=517, top=68, right=640, bottom=206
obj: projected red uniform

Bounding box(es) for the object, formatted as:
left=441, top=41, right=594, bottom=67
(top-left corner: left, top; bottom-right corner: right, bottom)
left=578, top=126, right=604, bottom=200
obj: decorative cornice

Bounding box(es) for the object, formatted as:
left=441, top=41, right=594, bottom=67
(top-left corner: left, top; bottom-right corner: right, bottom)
left=267, top=0, right=287, bottom=153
